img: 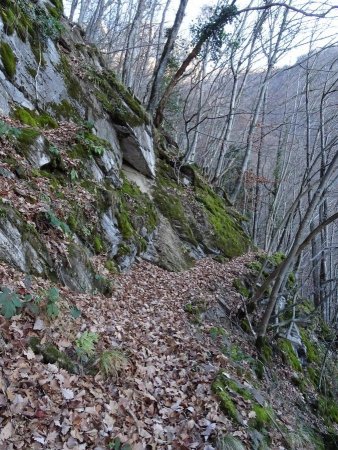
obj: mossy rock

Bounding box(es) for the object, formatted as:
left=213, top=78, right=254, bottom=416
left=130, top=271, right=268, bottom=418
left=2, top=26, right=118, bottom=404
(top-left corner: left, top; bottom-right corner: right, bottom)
left=0, top=41, right=16, bottom=79
left=49, top=100, right=80, bottom=121
left=88, top=69, right=150, bottom=127
left=184, top=300, right=208, bottom=324
left=195, top=180, right=250, bottom=258
left=13, top=106, right=57, bottom=128
left=29, top=337, right=76, bottom=373
left=0, top=0, right=62, bottom=47
left=300, top=328, right=320, bottom=363
left=57, top=54, right=83, bottom=100
left=153, top=187, right=197, bottom=245
left=278, top=338, right=302, bottom=372
left=233, top=278, right=250, bottom=298
left=115, top=177, right=157, bottom=248
left=15, top=128, right=41, bottom=156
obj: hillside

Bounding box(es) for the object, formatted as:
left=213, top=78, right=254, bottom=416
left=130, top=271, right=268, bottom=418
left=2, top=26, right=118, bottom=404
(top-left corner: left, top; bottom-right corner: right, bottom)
left=0, top=1, right=337, bottom=449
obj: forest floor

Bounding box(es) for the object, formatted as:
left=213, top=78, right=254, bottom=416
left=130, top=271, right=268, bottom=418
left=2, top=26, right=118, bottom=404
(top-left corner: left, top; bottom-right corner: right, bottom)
left=0, top=253, right=325, bottom=449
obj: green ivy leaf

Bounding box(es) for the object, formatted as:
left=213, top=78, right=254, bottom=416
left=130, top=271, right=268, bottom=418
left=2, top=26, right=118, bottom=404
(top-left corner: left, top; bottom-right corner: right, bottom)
left=70, top=307, right=81, bottom=319
left=70, top=168, right=79, bottom=182
left=0, top=288, right=22, bottom=319
left=47, top=302, right=59, bottom=318
left=47, top=287, right=59, bottom=303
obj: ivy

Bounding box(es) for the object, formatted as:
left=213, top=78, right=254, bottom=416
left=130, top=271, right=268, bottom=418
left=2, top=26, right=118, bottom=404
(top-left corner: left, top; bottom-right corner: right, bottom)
left=0, top=288, right=22, bottom=318
left=191, top=2, right=238, bottom=61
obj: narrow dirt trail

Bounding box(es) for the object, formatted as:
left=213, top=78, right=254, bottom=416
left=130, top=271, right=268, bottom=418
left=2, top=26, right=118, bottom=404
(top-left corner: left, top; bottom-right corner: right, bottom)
left=0, top=254, right=256, bottom=449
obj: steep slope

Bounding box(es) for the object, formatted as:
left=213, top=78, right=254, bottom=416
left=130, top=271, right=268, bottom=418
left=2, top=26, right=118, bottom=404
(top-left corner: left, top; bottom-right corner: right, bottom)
left=0, top=0, right=249, bottom=293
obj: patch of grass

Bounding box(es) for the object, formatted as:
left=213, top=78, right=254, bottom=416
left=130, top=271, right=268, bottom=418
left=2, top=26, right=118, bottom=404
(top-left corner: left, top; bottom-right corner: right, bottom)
left=268, top=252, right=285, bottom=266
left=0, top=41, right=16, bottom=79
left=209, top=326, right=226, bottom=340
left=286, top=426, right=325, bottom=450
left=247, top=260, right=263, bottom=273
left=318, top=396, right=338, bottom=425
left=105, top=260, right=119, bottom=274
left=93, top=234, right=105, bottom=254
left=249, top=404, right=273, bottom=430
left=99, top=349, right=128, bottom=378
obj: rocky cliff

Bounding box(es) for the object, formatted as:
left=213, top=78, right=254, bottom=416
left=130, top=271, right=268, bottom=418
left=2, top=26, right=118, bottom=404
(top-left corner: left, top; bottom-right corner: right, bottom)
left=0, top=0, right=249, bottom=294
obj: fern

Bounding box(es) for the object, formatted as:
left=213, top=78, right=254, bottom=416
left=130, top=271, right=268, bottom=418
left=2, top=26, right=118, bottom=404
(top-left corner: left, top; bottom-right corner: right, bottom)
left=76, top=331, right=99, bottom=359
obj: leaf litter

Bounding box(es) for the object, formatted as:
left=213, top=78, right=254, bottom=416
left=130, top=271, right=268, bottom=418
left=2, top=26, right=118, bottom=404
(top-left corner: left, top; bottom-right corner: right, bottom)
left=0, top=252, right=317, bottom=449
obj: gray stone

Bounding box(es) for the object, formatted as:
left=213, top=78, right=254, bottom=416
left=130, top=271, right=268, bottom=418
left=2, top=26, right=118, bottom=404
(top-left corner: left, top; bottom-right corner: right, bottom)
left=0, top=215, right=48, bottom=275
left=117, top=243, right=138, bottom=271
left=27, top=135, right=51, bottom=168
left=142, top=215, right=192, bottom=271
left=0, top=167, right=15, bottom=179
left=86, top=159, right=104, bottom=182
left=59, top=242, right=97, bottom=293
left=101, top=210, right=122, bottom=257
left=116, top=124, right=156, bottom=178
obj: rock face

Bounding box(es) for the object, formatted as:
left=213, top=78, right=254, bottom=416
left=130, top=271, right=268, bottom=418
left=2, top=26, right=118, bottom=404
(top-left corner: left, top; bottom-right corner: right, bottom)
left=0, top=0, right=155, bottom=179
left=116, top=124, right=156, bottom=178
left=0, top=0, right=249, bottom=292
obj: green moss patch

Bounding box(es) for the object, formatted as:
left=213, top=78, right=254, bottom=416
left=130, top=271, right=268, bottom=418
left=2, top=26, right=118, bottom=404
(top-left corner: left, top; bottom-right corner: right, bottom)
left=0, top=0, right=62, bottom=47
left=0, top=41, right=16, bottom=79
left=212, top=374, right=241, bottom=422
left=278, top=339, right=302, bottom=372
left=15, top=128, right=41, bottom=155
left=49, top=100, right=80, bottom=121
left=154, top=187, right=197, bottom=245
left=13, top=106, right=57, bottom=128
